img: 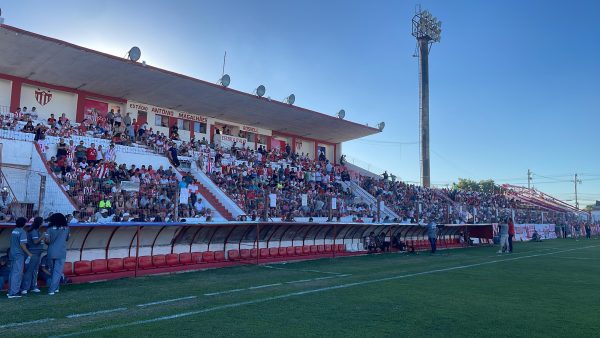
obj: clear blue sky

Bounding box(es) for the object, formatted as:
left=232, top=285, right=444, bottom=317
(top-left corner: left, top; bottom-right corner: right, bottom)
left=3, top=0, right=599, bottom=206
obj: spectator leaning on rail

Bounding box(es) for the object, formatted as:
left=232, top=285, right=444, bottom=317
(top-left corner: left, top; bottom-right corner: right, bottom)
left=44, top=213, right=70, bottom=296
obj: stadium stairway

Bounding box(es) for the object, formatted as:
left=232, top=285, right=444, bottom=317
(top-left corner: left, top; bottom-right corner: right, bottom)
left=185, top=161, right=245, bottom=220
left=341, top=180, right=400, bottom=220
left=0, top=139, right=76, bottom=217
left=176, top=166, right=234, bottom=221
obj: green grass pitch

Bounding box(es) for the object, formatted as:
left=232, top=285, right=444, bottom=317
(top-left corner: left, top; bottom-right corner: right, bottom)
left=1, top=239, right=599, bottom=337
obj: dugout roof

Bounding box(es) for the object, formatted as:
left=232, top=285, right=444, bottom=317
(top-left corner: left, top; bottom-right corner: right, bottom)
left=0, top=24, right=381, bottom=143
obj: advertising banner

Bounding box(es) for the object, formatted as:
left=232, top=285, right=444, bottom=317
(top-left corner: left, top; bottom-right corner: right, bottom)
left=514, top=224, right=557, bottom=241
left=269, top=193, right=277, bottom=208
left=83, top=99, right=109, bottom=124
left=215, top=134, right=247, bottom=149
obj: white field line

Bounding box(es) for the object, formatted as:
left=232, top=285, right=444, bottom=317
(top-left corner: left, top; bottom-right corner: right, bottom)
left=555, top=256, right=600, bottom=261
left=248, top=283, right=282, bottom=290
left=314, top=276, right=337, bottom=281
left=207, top=274, right=351, bottom=294
left=262, top=265, right=341, bottom=275
left=137, top=296, right=197, bottom=308
left=53, top=245, right=600, bottom=337
left=66, top=308, right=127, bottom=319
left=284, top=279, right=313, bottom=284
left=203, top=289, right=244, bottom=296
left=0, top=318, right=55, bottom=329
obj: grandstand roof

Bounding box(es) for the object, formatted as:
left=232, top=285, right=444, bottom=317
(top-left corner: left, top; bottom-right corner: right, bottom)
left=0, top=24, right=381, bottom=144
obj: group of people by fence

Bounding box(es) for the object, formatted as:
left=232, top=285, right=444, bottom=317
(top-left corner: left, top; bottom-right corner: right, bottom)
left=3, top=213, right=69, bottom=298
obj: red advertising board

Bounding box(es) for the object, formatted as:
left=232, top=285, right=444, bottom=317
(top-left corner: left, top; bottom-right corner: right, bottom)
left=82, top=99, right=108, bottom=124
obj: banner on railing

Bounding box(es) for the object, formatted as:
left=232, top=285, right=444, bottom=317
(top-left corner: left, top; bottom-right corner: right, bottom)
left=514, top=224, right=557, bottom=241
left=121, top=181, right=140, bottom=192
left=180, top=187, right=189, bottom=204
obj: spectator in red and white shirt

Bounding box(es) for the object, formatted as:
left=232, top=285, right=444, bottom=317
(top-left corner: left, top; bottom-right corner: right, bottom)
left=86, top=143, right=98, bottom=166
left=13, top=108, right=23, bottom=121
left=58, top=113, right=69, bottom=126
left=104, top=143, right=117, bottom=162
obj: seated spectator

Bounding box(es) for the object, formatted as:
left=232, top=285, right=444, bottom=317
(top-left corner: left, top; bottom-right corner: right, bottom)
left=47, top=113, right=57, bottom=127
left=21, top=120, right=35, bottom=133
left=0, top=250, right=10, bottom=289
left=95, top=209, right=113, bottom=223
left=531, top=229, right=542, bottom=242
left=367, top=232, right=378, bottom=253
left=30, top=107, right=38, bottom=120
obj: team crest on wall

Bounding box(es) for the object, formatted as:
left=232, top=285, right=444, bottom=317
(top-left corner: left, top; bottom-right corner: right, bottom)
left=35, top=88, right=53, bottom=106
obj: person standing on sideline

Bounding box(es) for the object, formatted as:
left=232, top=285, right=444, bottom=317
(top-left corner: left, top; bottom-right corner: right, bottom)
left=45, top=213, right=69, bottom=295
left=498, top=221, right=509, bottom=254
left=20, top=217, right=45, bottom=294
left=508, top=217, right=515, bottom=253
left=427, top=220, right=437, bottom=254
left=7, top=217, right=33, bottom=298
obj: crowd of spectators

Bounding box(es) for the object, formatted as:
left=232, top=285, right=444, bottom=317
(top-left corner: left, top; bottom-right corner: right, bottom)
left=44, top=140, right=213, bottom=222
left=359, top=175, right=576, bottom=225
left=2, top=106, right=594, bottom=226
left=5, top=107, right=183, bottom=155
left=202, top=144, right=371, bottom=220
left=135, top=131, right=368, bottom=220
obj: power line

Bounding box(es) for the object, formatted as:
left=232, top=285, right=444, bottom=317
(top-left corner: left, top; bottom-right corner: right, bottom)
left=532, top=173, right=570, bottom=182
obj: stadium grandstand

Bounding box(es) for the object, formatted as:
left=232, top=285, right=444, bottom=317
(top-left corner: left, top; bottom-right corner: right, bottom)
left=1, top=3, right=600, bottom=336
left=0, top=22, right=597, bottom=286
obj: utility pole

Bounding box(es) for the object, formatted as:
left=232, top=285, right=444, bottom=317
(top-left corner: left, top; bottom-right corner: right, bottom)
left=574, top=173, right=582, bottom=209
left=527, top=169, right=532, bottom=190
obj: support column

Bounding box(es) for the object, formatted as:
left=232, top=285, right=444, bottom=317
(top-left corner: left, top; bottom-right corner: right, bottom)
left=75, top=94, right=85, bottom=122
left=9, top=79, right=22, bottom=113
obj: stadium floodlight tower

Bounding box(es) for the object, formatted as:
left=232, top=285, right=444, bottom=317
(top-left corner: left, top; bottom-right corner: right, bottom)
left=412, top=7, right=441, bottom=188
